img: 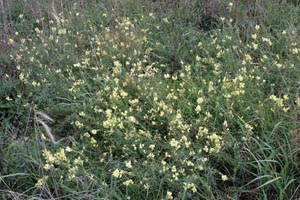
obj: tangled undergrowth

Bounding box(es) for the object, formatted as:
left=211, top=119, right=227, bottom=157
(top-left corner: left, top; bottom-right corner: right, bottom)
left=1, top=1, right=300, bottom=199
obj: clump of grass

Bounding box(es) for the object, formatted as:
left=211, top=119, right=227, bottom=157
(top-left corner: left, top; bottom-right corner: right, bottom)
left=1, top=0, right=300, bottom=199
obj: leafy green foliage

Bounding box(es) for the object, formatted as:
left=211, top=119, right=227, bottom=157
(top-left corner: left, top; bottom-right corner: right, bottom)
left=1, top=0, right=300, bottom=199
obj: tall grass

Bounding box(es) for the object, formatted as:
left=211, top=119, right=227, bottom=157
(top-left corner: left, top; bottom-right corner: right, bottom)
left=1, top=0, right=300, bottom=199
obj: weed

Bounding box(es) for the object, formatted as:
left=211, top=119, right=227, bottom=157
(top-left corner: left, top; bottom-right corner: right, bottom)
left=1, top=0, right=300, bottom=199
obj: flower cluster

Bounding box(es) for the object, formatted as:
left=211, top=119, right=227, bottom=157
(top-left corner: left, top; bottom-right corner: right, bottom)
left=7, top=3, right=300, bottom=198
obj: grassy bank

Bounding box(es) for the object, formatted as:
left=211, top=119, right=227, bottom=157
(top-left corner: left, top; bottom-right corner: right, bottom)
left=1, top=0, right=300, bottom=199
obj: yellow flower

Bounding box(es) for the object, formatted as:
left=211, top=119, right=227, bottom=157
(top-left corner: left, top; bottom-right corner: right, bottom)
left=186, top=161, right=194, bottom=167
left=149, top=144, right=155, bottom=150
left=113, top=60, right=122, bottom=68
left=147, top=153, right=155, bottom=159
left=90, top=137, right=97, bottom=146
left=282, top=30, right=286, bottom=35
left=244, top=54, right=252, bottom=61
left=35, top=176, right=48, bottom=187
left=221, top=174, right=228, bottom=181
left=283, top=107, right=290, bottom=113
left=197, top=97, right=204, bottom=104
left=79, top=111, right=86, bottom=117
left=75, top=120, right=84, bottom=128
left=170, top=138, right=180, bottom=149
left=8, top=38, right=14, bottom=45
left=5, top=96, right=13, bottom=101
left=197, top=165, right=204, bottom=171
left=43, top=164, right=53, bottom=170
left=83, top=132, right=90, bottom=138
left=58, top=28, right=67, bottom=35
left=65, top=146, right=73, bottom=152
left=112, top=169, right=123, bottom=178
left=120, top=91, right=128, bottom=98
left=163, top=17, right=169, bottom=23
left=143, top=183, right=150, bottom=190
left=74, top=157, right=84, bottom=166
left=123, top=179, right=134, bottom=186
left=91, top=129, right=97, bottom=135
left=195, top=105, right=201, bottom=113
left=166, top=191, right=173, bottom=199
left=32, top=81, right=37, bottom=86
left=35, top=27, right=41, bottom=34
left=125, top=160, right=133, bottom=169
left=295, top=98, right=300, bottom=107
left=255, top=25, right=260, bottom=31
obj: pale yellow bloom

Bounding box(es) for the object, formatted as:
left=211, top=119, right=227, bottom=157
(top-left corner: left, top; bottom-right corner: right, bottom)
left=195, top=105, right=201, bottom=113
left=75, top=120, right=83, bottom=128
left=221, top=174, right=228, bottom=181
left=197, top=97, right=204, bottom=104
left=5, top=96, right=12, bottom=101
left=35, top=176, right=48, bottom=187
left=91, top=129, right=97, bottom=135
left=8, top=38, right=14, bottom=45
left=166, top=191, right=173, bottom=199
left=143, top=183, right=150, bottom=190
left=123, top=179, right=134, bottom=186
left=112, top=169, right=123, bottom=178
left=125, top=160, right=133, bottom=169
left=149, top=144, right=155, bottom=150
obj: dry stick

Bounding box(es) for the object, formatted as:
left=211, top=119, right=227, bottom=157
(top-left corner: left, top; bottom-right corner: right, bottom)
left=50, top=0, right=60, bottom=25
left=289, top=184, right=300, bottom=200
